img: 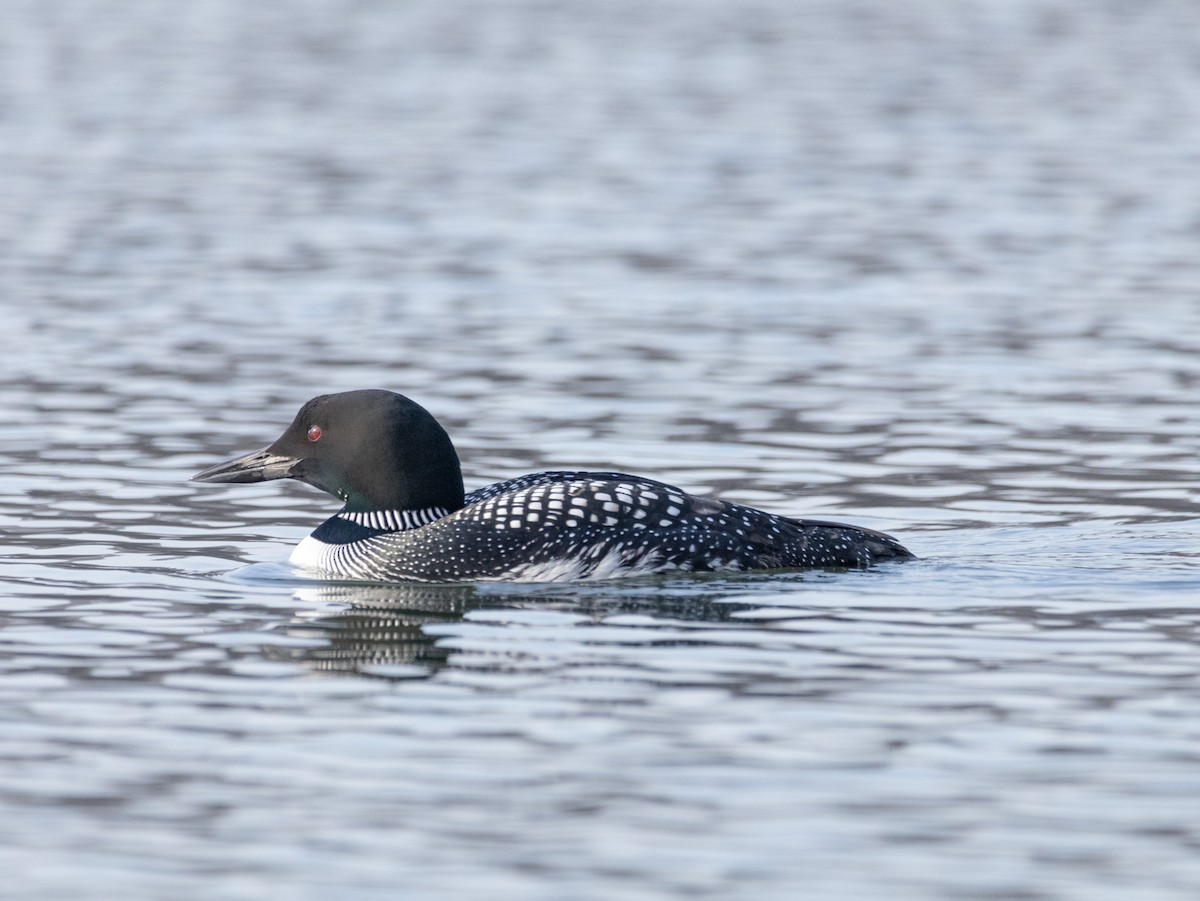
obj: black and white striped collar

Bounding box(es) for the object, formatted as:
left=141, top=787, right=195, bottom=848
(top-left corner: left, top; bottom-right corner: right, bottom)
left=335, top=506, right=449, bottom=532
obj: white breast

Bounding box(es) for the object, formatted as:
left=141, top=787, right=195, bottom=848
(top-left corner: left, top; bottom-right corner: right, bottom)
left=289, top=535, right=341, bottom=573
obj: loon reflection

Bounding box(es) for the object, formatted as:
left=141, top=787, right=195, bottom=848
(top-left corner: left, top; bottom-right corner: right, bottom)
left=264, top=576, right=800, bottom=679
left=266, top=583, right=480, bottom=676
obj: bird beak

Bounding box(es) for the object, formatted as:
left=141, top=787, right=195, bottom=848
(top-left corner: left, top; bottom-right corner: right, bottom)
left=191, top=447, right=300, bottom=483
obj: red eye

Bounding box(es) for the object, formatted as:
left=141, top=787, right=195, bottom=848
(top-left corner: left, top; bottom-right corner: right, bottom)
left=307, top=425, right=322, bottom=442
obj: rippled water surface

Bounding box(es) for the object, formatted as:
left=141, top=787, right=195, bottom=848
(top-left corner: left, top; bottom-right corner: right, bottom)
left=3, top=1, right=1200, bottom=898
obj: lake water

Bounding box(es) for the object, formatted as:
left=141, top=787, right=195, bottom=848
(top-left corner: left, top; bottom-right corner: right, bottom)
left=3, top=1, right=1200, bottom=898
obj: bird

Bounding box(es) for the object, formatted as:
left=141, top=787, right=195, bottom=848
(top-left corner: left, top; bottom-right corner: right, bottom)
left=192, top=389, right=914, bottom=583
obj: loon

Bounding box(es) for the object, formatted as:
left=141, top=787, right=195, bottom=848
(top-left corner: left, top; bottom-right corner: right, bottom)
left=192, top=390, right=914, bottom=583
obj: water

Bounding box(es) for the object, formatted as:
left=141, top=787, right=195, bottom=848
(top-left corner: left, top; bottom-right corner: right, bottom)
left=3, top=0, right=1200, bottom=898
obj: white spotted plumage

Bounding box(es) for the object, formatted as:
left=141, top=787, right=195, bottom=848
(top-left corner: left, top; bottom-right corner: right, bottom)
left=288, top=472, right=911, bottom=583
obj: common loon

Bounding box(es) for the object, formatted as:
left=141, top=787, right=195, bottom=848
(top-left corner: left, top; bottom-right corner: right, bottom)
left=192, top=390, right=914, bottom=583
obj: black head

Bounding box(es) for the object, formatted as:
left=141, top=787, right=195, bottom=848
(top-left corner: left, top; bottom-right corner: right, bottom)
left=192, top=390, right=465, bottom=513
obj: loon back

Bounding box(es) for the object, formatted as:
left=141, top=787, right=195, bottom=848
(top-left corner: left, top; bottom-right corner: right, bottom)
left=293, top=472, right=912, bottom=583
left=192, top=391, right=915, bottom=583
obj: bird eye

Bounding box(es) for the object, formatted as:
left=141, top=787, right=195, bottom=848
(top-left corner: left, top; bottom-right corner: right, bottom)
left=307, top=425, right=322, bottom=442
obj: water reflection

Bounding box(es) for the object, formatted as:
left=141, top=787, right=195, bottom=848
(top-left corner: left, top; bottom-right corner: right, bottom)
left=276, top=583, right=481, bottom=676
left=272, top=569, right=924, bottom=689
left=269, top=575, right=798, bottom=678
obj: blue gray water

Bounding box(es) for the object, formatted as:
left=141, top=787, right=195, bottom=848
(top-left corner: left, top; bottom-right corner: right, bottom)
left=3, top=1, right=1200, bottom=898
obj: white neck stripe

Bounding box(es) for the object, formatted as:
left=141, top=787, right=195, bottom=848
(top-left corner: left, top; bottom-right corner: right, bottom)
left=336, top=506, right=448, bottom=532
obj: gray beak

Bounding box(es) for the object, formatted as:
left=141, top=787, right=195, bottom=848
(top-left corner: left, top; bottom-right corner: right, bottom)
left=191, top=447, right=300, bottom=484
